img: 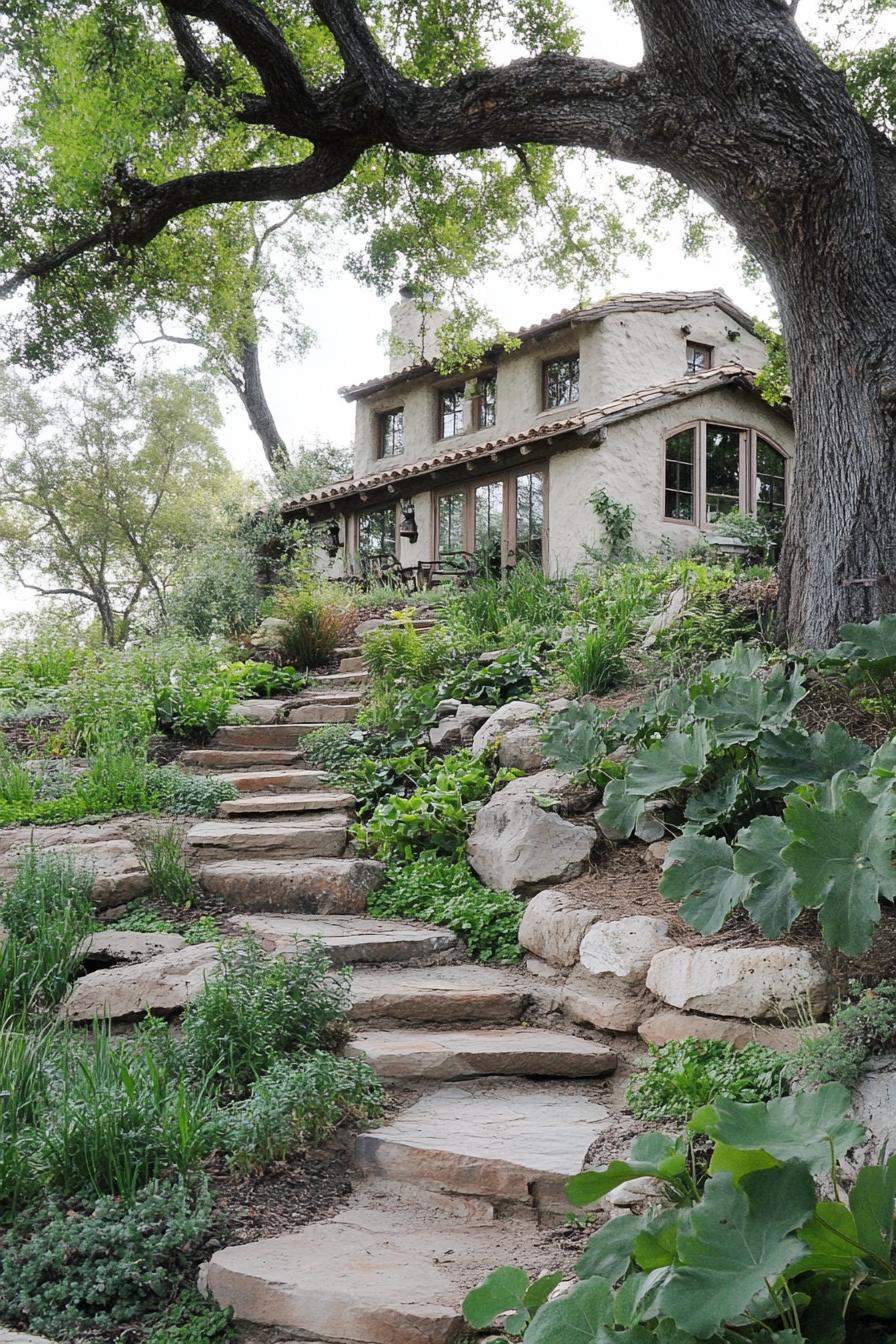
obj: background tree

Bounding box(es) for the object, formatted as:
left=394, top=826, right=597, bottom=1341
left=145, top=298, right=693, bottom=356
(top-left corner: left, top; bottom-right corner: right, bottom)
left=0, top=367, right=238, bottom=643
left=2, top=1, right=896, bottom=644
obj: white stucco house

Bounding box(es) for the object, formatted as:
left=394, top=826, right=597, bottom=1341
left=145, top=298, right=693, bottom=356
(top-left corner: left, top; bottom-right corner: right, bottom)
left=282, top=289, right=793, bottom=581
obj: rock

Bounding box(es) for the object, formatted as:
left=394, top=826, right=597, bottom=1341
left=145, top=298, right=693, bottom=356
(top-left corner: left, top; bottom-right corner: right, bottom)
left=578, top=917, right=674, bottom=988
left=519, top=889, right=600, bottom=968
left=852, top=1054, right=896, bottom=1152
left=561, top=967, right=651, bottom=1034
left=637, top=1010, right=825, bottom=1052
left=601, top=1177, right=663, bottom=1210
left=471, top=701, right=540, bottom=756
left=203, top=1207, right=471, bottom=1343
left=497, top=723, right=546, bottom=773
left=349, top=965, right=526, bottom=1026
left=434, top=698, right=462, bottom=720
left=547, top=698, right=572, bottom=714
left=231, top=913, right=458, bottom=967
left=228, top=698, right=284, bottom=724
left=355, top=1079, right=612, bottom=1214
left=200, top=858, right=386, bottom=914
left=646, top=945, right=830, bottom=1020
left=248, top=616, right=290, bottom=650
left=478, top=650, right=507, bottom=665
left=524, top=955, right=567, bottom=981
left=429, top=703, right=494, bottom=750
left=646, top=841, right=670, bottom=868
left=78, top=930, right=185, bottom=966
left=346, top=1027, right=618, bottom=1081
left=634, top=811, right=666, bottom=843
left=0, top=835, right=150, bottom=910
left=185, top=816, right=349, bottom=861
left=467, top=772, right=596, bottom=895
left=0, top=1332, right=59, bottom=1344
left=60, top=943, right=218, bottom=1022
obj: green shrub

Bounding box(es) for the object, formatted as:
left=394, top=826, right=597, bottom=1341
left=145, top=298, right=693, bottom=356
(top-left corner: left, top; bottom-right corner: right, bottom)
left=135, top=824, right=198, bottom=907
left=303, top=722, right=370, bottom=774
left=38, top=1027, right=219, bottom=1201
left=167, top=535, right=262, bottom=640
left=354, top=749, right=519, bottom=861
left=143, top=765, right=239, bottom=817
left=180, top=937, right=352, bottom=1097
left=440, top=564, right=575, bottom=642
left=788, top=980, right=896, bottom=1090
left=0, top=1178, right=214, bottom=1340
left=228, top=660, right=308, bottom=698
left=220, top=1053, right=384, bottom=1170
left=369, top=858, right=523, bottom=962
left=145, top=1290, right=235, bottom=1344
left=362, top=617, right=454, bottom=686
left=271, top=588, right=355, bottom=669
left=626, top=1038, right=788, bottom=1122
left=0, top=851, right=94, bottom=1021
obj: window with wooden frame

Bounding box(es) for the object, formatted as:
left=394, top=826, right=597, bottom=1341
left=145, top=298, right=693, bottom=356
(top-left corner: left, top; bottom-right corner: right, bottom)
left=438, top=386, right=465, bottom=439
left=544, top=355, right=579, bottom=409
left=358, top=505, right=397, bottom=558
left=686, top=342, right=713, bottom=374
left=379, top=408, right=404, bottom=458
left=662, top=422, right=789, bottom=528
left=471, top=375, right=497, bottom=430
left=435, top=466, right=547, bottom=575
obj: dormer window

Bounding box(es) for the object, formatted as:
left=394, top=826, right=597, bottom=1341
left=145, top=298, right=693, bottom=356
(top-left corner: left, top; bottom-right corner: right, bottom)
left=544, top=355, right=579, bottom=410
left=686, top=342, right=713, bottom=374
left=379, top=408, right=404, bottom=457
left=438, top=386, right=465, bottom=439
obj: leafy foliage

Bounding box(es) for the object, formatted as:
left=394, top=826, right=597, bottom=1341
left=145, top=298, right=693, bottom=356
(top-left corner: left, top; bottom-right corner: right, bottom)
left=787, top=980, right=896, bottom=1091
left=134, top=824, right=198, bottom=908
left=369, top=857, right=523, bottom=962
left=467, top=1086, right=895, bottom=1342
left=0, top=850, right=94, bottom=1020
left=626, top=1039, right=788, bottom=1122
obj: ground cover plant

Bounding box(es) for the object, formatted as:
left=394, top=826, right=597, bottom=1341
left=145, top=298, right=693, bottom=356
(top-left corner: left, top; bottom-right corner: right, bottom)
left=464, top=1084, right=896, bottom=1342
left=626, top=1039, right=788, bottom=1122
left=369, top=857, right=523, bottom=962
left=0, top=853, right=382, bottom=1341
left=787, top=980, right=896, bottom=1091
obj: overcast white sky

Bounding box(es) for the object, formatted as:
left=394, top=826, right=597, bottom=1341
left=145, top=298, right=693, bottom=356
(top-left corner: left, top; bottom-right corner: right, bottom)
left=0, top=0, right=874, bottom=616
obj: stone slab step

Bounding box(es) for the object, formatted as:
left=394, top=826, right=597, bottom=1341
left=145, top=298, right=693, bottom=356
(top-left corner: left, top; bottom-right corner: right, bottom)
left=211, top=724, right=316, bottom=750
left=231, top=913, right=458, bottom=967
left=349, top=964, right=527, bottom=1026
left=215, top=768, right=328, bottom=793
left=346, top=1028, right=618, bottom=1081
left=61, top=943, right=218, bottom=1023
left=338, top=655, right=366, bottom=674
left=186, top=815, right=349, bottom=860
left=314, top=670, right=370, bottom=687
left=355, top=1080, right=611, bottom=1214
left=203, top=1206, right=481, bottom=1344
left=287, top=703, right=357, bottom=724
left=295, top=690, right=365, bottom=705
left=334, top=645, right=362, bottom=658
left=217, top=791, right=355, bottom=817
left=227, top=698, right=285, bottom=724
left=181, top=749, right=306, bottom=770
left=356, top=617, right=438, bottom=634
left=200, top=858, right=386, bottom=914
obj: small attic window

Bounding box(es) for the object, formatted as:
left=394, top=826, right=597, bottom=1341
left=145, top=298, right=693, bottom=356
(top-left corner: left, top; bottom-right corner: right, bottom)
left=379, top=408, right=404, bottom=457
left=544, top=355, right=579, bottom=409
left=686, top=342, right=713, bottom=374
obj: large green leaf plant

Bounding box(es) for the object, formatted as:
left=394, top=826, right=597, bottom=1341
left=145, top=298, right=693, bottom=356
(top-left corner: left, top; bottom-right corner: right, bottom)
left=464, top=1085, right=896, bottom=1343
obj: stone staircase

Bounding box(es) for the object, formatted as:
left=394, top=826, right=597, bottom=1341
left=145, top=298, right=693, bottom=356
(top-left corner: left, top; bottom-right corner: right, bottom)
left=183, top=613, right=620, bottom=1343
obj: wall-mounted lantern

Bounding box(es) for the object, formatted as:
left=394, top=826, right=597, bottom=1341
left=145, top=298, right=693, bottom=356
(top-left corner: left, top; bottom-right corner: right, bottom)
left=324, top=520, right=342, bottom=558
left=399, top=500, right=419, bottom=544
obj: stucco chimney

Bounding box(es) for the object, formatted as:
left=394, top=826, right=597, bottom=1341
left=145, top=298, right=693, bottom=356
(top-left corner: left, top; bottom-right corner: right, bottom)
left=389, top=285, right=448, bottom=372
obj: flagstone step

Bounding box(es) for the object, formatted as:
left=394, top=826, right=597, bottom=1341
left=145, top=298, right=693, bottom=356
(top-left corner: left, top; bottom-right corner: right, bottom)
left=355, top=617, right=439, bottom=635
left=217, top=790, right=355, bottom=817
left=355, top=1080, right=611, bottom=1215
left=287, top=703, right=357, bottom=724
left=203, top=1206, right=495, bottom=1344
left=185, top=815, right=349, bottom=861
left=294, top=689, right=365, bottom=705
left=338, top=655, right=366, bottom=674
left=211, top=724, right=317, bottom=750
left=346, top=1028, right=618, bottom=1082
left=227, top=698, right=286, bottom=724
left=348, top=964, right=528, bottom=1026
left=200, top=858, right=386, bottom=914
left=215, top=768, right=329, bottom=793
left=314, top=670, right=371, bottom=687
left=334, top=645, right=362, bottom=658
left=231, top=912, right=458, bottom=967
left=181, top=749, right=306, bottom=770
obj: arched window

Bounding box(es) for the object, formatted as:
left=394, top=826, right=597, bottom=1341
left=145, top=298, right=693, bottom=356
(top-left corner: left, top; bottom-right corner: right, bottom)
left=663, top=423, right=788, bottom=528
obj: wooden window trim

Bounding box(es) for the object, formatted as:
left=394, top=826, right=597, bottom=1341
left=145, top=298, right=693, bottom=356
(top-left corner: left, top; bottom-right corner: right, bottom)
left=432, top=463, right=549, bottom=573
left=436, top=385, right=466, bottom=441
left=352, top=503, right=399, bottom=564
left=662, top=421, right=791, bottom=529
left=378, top=407, right=405, bottom=459
left=542, top=354, right=580, bottom=411
left=686, top=341, right=714, bottom=374
left=472, top=374, right=497, bottom=431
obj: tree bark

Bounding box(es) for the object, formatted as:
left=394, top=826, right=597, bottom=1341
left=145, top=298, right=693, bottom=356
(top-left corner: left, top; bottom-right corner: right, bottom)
left=230, top=338, right=291, bottom=474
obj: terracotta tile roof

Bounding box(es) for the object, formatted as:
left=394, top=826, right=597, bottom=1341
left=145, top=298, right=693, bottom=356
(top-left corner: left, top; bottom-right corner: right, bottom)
left=337, top=289, right=757, bottom=402
left=283, top=365, right=785, bottom=515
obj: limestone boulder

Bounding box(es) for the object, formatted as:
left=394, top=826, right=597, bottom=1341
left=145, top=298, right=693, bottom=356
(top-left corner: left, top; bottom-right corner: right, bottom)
left=852, top=1054, right=896, bottom=1153
left=0, top=834, right=150, bottom=910
left=561, top=966, right=653, bottom=1034
left=497, top=723, right=546, bottom=773
left=646, top=944, right=830, bottom=1020
left=467, top=773, right=596, bottom=895
left=248, top=616, right=290, bottom=651
left=518, top=889, right=600, bottom=968
left=60, top=942, right=218, bottom=1023
left=578, top=917, right=674, bottom=988
left=638, top=1010, right=826, bottom=1053
left=471, top=701, right=540, bottom=756
left=78, top=930, right=185, bottom=967
left=429, top=703, right=494, bottom=750
left=228, top=698, right=285, bottom=724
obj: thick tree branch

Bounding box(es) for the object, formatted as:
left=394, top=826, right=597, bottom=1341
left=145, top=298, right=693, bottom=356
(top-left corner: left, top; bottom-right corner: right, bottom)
left=162, top=5, right=227, bottom=96
left=309, top=0, right=400, bottom=103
